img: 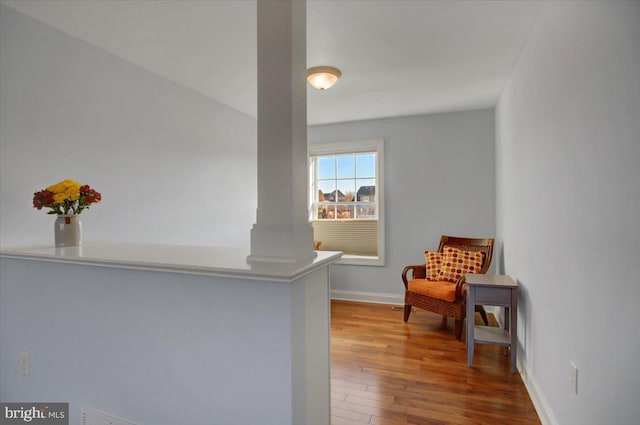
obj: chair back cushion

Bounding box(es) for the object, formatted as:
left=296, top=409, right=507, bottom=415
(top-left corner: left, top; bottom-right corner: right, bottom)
left=437, top=235, right=494, bottom=274
left=439, top=247, right=484, bottom=282
left=424, top=251, right=443, bottom=280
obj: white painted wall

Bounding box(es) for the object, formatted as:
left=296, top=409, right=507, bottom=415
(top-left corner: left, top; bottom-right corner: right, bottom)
left=0, top=5, right=257, bottom=249
left=495, top=2, right=640, bottom=424
left=309, top=109, right=496, bottom=299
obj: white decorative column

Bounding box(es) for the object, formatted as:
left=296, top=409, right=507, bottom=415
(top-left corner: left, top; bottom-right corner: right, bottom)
left=248, top=0, right=316, bottom=264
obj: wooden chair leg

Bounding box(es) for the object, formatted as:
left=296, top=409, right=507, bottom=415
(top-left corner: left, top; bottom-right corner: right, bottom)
left=477, top=306, right=489, bottom=326
left=403, top=304, right=412, bottom=322
left=440, top=316, right=448, bottom=329
left=454, top=319, right=464, bottom=341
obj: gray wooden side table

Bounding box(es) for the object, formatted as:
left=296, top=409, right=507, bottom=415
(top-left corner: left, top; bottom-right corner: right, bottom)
left=465, top=273, right=518, bottom=373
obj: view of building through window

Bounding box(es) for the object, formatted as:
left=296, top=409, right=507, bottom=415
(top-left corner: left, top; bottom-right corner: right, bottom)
left=312, top=153, right=377, bottom=220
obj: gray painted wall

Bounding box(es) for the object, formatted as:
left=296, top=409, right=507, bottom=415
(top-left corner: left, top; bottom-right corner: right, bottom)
left=0, top=5, right=257, bottom=249
left=496, top=2, right=640, bottom=424
left=309, top=109, right=496, bottom=298
left=0, top=258, right=296, bottom=425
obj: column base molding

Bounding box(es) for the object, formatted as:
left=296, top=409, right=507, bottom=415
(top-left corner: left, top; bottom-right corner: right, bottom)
left=248, top=222, right=316, bottom=264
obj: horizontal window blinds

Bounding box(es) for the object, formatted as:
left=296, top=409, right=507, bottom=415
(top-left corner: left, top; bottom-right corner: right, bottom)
left=312, top=219, right=378, bottom=257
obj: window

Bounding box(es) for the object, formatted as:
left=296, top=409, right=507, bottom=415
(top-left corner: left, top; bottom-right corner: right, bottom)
left=309, top=140, right=384, bottom=266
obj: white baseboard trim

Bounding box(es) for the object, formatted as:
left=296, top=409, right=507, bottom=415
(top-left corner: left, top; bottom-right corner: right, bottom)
left=330, top=289, right=404, bottom=306
left=490, top=307, right=558, bottom=425
left=519, top=360, right=559, bottom=425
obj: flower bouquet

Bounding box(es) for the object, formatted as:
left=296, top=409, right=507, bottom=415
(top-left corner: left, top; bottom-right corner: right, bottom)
left=33, top=179, right=102, bottom=247
left=33, top=179, right=101, bottom=215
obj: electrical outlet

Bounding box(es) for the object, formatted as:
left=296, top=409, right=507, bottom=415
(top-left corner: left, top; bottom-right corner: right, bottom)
left=570, top=361, right=578, bottom=395
left=19, top=351, right=29, bottom=376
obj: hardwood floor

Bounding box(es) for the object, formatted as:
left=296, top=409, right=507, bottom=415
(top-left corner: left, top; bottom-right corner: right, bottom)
left=330, top=300, right=541, bottom=425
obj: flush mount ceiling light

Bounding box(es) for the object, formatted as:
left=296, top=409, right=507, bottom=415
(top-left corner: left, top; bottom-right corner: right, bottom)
left=306, top=66, right=342, bottom=90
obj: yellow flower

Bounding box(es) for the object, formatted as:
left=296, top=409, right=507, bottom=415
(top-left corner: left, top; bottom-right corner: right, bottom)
left=64, top=185, right=80, bottom=201
left=47, top=179, right=80, bottom=194
left=52, top=192, right=68, bottom=203
left=60, top=180, right=80, bottom=192
left=46, top=183, right=63, bottom=193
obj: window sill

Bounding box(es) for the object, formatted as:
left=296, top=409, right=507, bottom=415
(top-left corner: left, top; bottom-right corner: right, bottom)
left=335, top=254, right=385, bottom=267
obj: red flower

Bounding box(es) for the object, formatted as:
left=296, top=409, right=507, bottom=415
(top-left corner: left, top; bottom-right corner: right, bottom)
left=32, top=190, right=54, bottom=210
left=80, top=185, right=102, bottom=204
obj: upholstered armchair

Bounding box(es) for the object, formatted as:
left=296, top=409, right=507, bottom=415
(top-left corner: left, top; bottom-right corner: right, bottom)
left=401, top=235, right=494, bottom=340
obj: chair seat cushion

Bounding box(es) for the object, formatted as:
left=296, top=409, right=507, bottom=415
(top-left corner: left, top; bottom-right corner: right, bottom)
left=407, top=279, right=457, bottom=302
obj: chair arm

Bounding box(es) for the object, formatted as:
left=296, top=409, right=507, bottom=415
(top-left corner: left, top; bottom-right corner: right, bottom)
left=402, top=265, right=426, bottom=289
left=455, top=276, right=467, bottom=300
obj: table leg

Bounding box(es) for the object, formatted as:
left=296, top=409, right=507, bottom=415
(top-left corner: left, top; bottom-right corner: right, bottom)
left=466, top=287, right=475, bottom=367
left=510, top=288, right=518, bottom=373
left=504, top=306, right=510, bottom=331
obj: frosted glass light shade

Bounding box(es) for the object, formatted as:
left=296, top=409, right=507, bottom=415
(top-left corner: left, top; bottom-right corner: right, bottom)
left=307, top=66, right=342, bottom=90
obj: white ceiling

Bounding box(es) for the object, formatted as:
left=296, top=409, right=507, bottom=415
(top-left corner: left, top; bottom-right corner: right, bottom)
left=1, top=0, right=543, bottom=125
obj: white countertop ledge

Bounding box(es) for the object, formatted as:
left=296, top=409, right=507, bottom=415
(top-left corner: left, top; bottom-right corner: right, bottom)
left=0, top=242, right=343, bottom=282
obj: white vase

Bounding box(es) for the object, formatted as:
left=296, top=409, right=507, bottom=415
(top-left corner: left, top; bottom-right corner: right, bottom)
left=54, top=214, right=82, bottom=247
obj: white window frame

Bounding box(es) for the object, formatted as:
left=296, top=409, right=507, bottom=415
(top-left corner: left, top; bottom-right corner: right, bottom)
left=308, top=139, right=385, bottom=266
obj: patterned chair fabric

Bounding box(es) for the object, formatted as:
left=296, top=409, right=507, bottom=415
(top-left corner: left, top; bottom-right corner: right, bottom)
left=401, top=235, right=494, bottom=340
